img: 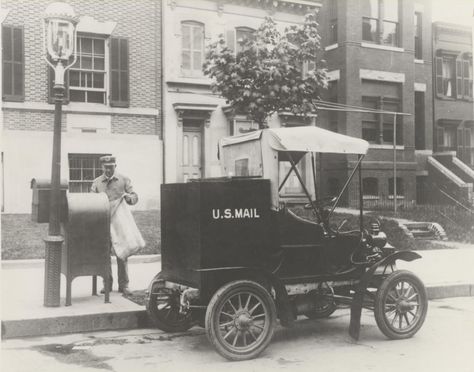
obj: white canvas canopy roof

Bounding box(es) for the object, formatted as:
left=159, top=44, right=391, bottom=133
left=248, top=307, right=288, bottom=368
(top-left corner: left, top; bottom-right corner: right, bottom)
left=220, top=126, right=369, bottom=155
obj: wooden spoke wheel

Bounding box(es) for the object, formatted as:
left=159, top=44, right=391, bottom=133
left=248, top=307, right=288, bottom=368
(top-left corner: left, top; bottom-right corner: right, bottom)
left=374, top=270, right=428, bottom=339
left=205, top=280, right=276, bottom=361
left=146, top=280, right=193, bottom=333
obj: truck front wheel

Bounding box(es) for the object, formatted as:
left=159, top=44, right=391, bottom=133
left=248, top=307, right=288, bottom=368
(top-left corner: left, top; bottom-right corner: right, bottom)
left=374, top=270, right=428, bottom=339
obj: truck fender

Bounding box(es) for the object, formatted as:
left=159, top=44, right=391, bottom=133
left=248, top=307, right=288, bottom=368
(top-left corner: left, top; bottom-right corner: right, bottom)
left=349, top=251, right=422, bottom=340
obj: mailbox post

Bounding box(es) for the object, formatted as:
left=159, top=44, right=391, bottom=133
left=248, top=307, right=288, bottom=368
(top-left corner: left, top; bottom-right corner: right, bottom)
left=42, top=2, right=78, bottom=307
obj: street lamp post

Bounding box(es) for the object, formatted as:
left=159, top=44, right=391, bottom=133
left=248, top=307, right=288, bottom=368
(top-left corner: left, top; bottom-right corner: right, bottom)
left=42, top=2, right=78, bottom=307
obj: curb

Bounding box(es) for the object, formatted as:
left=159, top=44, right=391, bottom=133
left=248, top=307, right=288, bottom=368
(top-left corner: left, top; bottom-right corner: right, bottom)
left=426, top=282, right=473, bottom=299
left=1, top=310, right=150, bottom=340
left=2, top=282, right=472, bottom=340
left=1, top=254, right=161, bottom=269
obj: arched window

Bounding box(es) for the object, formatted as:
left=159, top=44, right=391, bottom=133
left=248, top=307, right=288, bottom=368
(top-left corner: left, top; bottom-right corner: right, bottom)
left=181, top=21, right=204, bottom=77
left=388, top=177, right=404, bottom=196
left=363, top=177, right=378, bottom=197
left=235, top=27, right=255, bottom=53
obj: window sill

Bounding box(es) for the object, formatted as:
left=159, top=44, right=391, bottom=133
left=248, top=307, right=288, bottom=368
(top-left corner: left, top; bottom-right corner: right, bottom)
left=388, top=195, right=405, bottom=200
left=414, top=59, right=424, bottom=64
left=325, top=43, right=338, bottom=51
left=363, top=195, right=379, bottom=200
left=369, top=144, right=405, bottom=150
left=167, top=76, right=212, bottom=86
left=361, top=42, right=404, bottom=53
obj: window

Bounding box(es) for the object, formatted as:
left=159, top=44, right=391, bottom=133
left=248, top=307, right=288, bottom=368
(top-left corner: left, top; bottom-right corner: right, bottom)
left=328, top=0, right=338, bottom=44
left=2, top=25, right=24, bottom=101
left=414, top=12, right=422, bottom=59
left=362, top=0, right=399, bottom=47
left=363, top=177, right=378, bottom=197
left=68, top=154, right=109, bottom=192
left=236, top=27, right=255, bottom=54
left=302, top=60, right=316, bottom=79
left=388, top=177, right=404, bottom=197
left=47, top=36, right=129, bottom=106
left=69, top=37, right=106, bottom=104
left=226, top=27, right=256, bottom=54
left=182, top=21, right=204, bottom=77
left=235, top=158, right=249, bottom=177
left=435, top=53, right=473, bottom=100
left=362, top=96, right=402, bottom=145
left=362, top=97, right=378, bottom=143
left=382, top=100, right=402, bottom=145
left=232, top=118, right=260, bottom=135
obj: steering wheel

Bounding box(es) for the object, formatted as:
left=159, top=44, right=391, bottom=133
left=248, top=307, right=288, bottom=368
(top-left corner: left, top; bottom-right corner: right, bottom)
left=304, top=196, right=337, bottom=209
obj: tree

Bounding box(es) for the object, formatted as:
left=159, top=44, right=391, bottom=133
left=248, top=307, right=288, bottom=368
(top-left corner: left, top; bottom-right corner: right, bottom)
left=203, top=14, right=327, bottom=129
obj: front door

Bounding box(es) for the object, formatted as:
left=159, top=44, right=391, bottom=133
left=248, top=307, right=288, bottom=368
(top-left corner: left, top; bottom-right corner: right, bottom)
left=182, top=125, right=202, bottom=182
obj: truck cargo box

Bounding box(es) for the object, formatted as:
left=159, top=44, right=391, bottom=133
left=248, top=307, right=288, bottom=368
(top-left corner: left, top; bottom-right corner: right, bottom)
left=161, top=178, right=275, bottom=289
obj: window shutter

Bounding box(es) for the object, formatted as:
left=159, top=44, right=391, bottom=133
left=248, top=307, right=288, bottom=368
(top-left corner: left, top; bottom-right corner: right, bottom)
left=462, top=59, right=470, bottom=99
left=48, top=66, right=70, bottom=104
left=456, top=57, right=463, bottom=99
left=226, top=29, right=235, bottom=53
left=435, top=57, right=444, bottom=97
left=2, top=25, right=24, bottom=101
left=110, top=37, right=129, bottom=107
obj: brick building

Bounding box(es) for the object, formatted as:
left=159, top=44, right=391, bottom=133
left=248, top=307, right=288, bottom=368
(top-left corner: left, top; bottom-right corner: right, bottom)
left=1, top=0, right=162, bottom=213
left=317, top=0, right=434, bottom=208
left=424, top=22, right=473, bottom=207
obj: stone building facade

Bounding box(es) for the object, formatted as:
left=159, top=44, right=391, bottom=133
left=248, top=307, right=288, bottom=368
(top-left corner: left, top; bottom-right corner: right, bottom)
left=162, top=0, right=321, bottom=203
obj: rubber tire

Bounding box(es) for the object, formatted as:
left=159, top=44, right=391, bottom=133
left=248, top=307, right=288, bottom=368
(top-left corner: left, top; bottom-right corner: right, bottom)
left=374, top=270, right=428, bottom=340
left=304, top=301, right=337, bottom=319
left=205, top=280, right=277, bottom=361
left=146, top=280, right=193, bottom=333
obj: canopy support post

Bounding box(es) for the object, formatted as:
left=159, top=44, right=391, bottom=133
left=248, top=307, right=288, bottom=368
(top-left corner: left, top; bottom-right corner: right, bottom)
left=311, top=153, right=319, bottom=205
left=279, top=161, right=298, bottom=192
left=287, top=153, right=322, bottom=224
left=393, top=113, right=397, bottom=214
left=359, top=154, right=364, bottom=232
left=329, top=155, right=365, bottom=218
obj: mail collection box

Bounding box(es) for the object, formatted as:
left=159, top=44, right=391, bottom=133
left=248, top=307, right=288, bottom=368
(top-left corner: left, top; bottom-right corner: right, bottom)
left=31, top=178, right=68, bottom=223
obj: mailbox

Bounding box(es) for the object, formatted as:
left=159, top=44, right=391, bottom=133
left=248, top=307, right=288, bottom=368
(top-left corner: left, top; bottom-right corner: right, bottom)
left=62, top=193, right=111, bottom=306
left=31, top=178, right=68, bottom=223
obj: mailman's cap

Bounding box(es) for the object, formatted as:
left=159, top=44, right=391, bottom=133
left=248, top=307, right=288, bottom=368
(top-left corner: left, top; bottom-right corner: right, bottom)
left=99, top=155, right=116, bottom=165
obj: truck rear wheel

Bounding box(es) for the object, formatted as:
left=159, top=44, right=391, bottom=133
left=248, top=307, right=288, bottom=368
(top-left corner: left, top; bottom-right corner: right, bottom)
left=374, top=270, right=428, bottom=339
left=146, top=278, right=193, bottom=333
left=205, top=280, right=276, bottom=361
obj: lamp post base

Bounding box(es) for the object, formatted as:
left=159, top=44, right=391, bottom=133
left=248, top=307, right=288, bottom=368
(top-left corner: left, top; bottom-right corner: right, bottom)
left=43, top=235, right=64, bottom=307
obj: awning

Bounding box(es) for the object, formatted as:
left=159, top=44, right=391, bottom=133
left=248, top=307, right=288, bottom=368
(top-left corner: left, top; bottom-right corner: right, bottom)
left=220, top=126, right=369, bottom=155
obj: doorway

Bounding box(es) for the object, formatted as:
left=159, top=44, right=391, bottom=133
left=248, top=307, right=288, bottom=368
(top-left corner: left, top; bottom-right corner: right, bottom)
left=182, top=119, right=203, bottom=182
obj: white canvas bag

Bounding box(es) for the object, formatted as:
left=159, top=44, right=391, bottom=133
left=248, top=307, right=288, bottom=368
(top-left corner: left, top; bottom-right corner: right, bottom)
left=109, top=197, right=146, bottom=260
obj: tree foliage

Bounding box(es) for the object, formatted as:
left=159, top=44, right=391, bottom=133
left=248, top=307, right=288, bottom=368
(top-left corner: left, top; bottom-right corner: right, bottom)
left=203, top=14, right=327, bottom=128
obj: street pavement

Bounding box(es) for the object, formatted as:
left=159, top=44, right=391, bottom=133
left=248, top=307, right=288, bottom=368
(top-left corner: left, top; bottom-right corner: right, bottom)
left=2, top=297, right=474, bottom=372
left=2, top=248, right=474, bottom=338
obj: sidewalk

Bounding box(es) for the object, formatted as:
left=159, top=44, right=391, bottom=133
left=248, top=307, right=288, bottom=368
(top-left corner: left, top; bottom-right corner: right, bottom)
left=2, top=249, right=474, bottom=339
